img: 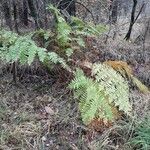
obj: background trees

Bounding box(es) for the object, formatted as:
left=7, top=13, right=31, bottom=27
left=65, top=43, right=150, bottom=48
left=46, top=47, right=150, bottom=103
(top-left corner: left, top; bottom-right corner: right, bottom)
left=1, top=0, right=149, bottom=42
left=1, top=0, right=77, bottom=30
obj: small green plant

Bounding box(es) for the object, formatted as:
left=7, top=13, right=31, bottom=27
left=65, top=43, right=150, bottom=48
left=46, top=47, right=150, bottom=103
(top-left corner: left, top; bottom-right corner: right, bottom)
left=69, top=63, right=132, bottom=125
left=129, top=116, right=150, bottom=150
left=48, top=4, right=75, bottom=51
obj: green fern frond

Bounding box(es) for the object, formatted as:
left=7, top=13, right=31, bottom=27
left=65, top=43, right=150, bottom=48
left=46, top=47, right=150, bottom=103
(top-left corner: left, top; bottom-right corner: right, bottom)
left=92, top=63, right=131, bottom=115
left=57, top=19, right=71, bottom=46
left=71, top=17, right=107, bottom=36
left=69, top=69, right=88, bottom=89
left=47, top=4, right=71, bottom=47
left=65, top=48, right=74, bottom=57
left=47, top=4, right=61, bottom=18
left=47, top=5, right=107, bottom=58
left=36, top=47, right=47, bottom=62
left=2, top=35, right=37, bottom=65
left=47, top=52, right=69, bottom=70
left=0, top=30, right=18, bottom=46
left=70, top=68, right=116, bottom=125
left=69, top=64, right=132, bottom=125
left=0, top=30, right=70, bottom=71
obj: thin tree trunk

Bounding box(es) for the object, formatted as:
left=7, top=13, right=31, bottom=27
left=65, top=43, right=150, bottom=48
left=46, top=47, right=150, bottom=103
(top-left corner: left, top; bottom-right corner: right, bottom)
left=27, top=0, right=39, bottom=29
left=58, top=0, right=76, bottom=16
left=44, top=0, right=48, bottom=29
left=2, top=0, right=13, bottom=30
left=12, top=0, right=19, bottom=83
left=22, top=0, right=29, bottom=26
left=124, top=0, right=137, bottom=40
left=143, top=19, right=150, bottom=52
left=35, top=0, right=43, bottom=28
left=12, top=0, right=19, bottom=33
left=110, top=0, right=118, bottom=24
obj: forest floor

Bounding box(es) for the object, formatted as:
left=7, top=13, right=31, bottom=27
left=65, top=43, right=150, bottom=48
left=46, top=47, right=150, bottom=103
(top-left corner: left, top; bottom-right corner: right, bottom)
left=0, top=38, right=150, bottom=150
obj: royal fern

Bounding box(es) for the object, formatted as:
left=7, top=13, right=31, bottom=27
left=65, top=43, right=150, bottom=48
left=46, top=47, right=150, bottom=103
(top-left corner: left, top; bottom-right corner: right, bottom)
left=47, top=5, right=107, bottom=58
left=104, top=61, right=149, bottom=94
left=69, top=63, right=132, bottom=125
left=48, top=5, right=72, bottom=47
left=0, top=30, right=70, bottom=71
left=69, top=68, right=113, bottom=125
left=92, top=63, right=131, bottom=115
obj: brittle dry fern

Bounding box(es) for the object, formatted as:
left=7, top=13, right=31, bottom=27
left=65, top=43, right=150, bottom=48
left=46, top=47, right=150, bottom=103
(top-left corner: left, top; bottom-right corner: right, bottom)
left=104, top=60, right=149, bottom=94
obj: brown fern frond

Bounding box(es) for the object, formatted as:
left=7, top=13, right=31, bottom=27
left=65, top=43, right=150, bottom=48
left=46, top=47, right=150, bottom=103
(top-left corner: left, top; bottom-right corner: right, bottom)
left=88, top=118, right=113, bottom=132
left=131, top=76, right=149, bottom=94
left=104, top=60, right=149, bottom=94
left=104, top=60, right=133, bottom=79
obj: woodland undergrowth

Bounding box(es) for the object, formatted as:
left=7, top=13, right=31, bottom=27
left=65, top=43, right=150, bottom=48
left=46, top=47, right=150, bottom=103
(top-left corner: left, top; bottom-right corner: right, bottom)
left=0, top=5, right=150, bottom=149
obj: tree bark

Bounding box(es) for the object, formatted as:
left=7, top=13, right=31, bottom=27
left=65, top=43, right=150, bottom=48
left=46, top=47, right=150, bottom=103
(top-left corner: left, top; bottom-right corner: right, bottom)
left=2, top=0, right=13, bottom=30
left=22, top=0, right=29, bottom=26
left=109, top=0, right=118, bottom=24
left=124, top=0, right=137, bottom=40
left=12, top=0, right=19, bottom=33
left=27, top=0, right=39, bottom=29
left=43, top=0, right=48, bottom=29
left=58, top=0, right=76, bottom=16
left=111, top=0, right=118, bottom=24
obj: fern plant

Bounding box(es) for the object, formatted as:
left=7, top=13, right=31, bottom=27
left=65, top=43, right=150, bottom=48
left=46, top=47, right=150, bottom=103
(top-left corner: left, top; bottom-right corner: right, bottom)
left=69, top=63, right=132, bottom=125
left=71, top=16, right=107, bottom=37
left=48, top=5, right=72, bottom=48
left=0, top=30, right=70, bottom=71
left=104, top=61, right=149, bottom=94
left=47, top=5, right=107, bottom=58
left=92, top=63, right=131, bottom=115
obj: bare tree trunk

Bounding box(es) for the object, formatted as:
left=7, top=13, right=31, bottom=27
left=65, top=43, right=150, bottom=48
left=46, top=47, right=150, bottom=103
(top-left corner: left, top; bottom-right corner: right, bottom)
left=22, top=0, right=29, bottom=26
left=124, top=0, right=137, bottom=40
left=35, top=0, right=43, bottom=28
left=12, top=0, right=19, bottom=33
left=2, top=0, right=13, bottom=30
left=27, top=0, right=39, bottom=29
left=143, top=19, right=150, bottom=52
left=44, top=0, right=48, bottom=29
left=12, top=0, right=20, bottom=83
left=58, top=0, right=76, bottom=16
left=109, top=0, right=118, bottom=24
left=0, top=3, right=3, bottom=29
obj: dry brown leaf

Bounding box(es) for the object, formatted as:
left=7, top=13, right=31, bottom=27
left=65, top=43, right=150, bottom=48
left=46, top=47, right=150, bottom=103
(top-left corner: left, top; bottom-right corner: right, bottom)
left=45, top=106, right=55, bottom=115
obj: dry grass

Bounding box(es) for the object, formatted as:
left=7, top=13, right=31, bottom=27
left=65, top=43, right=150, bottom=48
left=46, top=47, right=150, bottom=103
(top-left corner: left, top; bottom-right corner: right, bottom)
left=0, top=32, right=150, bottom=149
left=0, top=69, right=150, bottom=150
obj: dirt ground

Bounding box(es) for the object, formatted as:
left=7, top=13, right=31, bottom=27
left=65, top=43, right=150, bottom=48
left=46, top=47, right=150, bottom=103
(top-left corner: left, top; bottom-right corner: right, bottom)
left=0, top=70, right=85, bottom=149
left=0, top=38, right=150, bottom=150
